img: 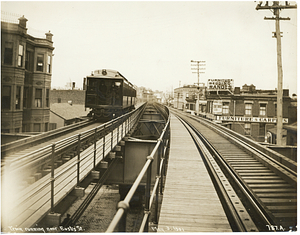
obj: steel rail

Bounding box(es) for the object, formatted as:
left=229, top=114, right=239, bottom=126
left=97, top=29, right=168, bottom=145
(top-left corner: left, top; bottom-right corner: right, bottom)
left=203, top=134, right=275, bottom=229
left=2, top=104, right=147, bottom=230
left=64, top=159, right=118, bottom=227
left=201, top=117, right=297, bottom=177
left=175, top=114, right=258, bottom=232
left=171, top=108, right=296, bottom=172
left=175, top=113, right=280, bottom=231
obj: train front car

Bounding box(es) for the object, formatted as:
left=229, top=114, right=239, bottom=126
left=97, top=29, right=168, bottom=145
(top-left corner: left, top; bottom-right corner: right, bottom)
left=84, top=69, right=136, bottom=121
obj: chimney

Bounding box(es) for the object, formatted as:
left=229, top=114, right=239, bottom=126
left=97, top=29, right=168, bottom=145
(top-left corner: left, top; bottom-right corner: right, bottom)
left=234, top=87, right=240, bottom=94
left=45, top=30, right=53, bottom=41
left=18, top=15, right=28, bottom=28
left=72, top=82, right=75, bottom=90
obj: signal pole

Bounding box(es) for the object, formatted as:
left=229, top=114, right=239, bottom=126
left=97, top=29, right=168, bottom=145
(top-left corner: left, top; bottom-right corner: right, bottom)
left=191, top=60, right=206, bottom=115
left=256, top=1, right=296, bottom=146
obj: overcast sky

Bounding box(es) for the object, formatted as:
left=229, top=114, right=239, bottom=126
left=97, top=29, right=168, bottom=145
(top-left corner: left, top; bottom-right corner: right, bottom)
left=1, top=1, right=298, bottom=95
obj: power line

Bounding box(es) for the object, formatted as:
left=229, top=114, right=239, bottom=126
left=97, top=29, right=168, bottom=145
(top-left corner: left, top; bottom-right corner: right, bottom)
left=256, top=1, right=297, bottom=146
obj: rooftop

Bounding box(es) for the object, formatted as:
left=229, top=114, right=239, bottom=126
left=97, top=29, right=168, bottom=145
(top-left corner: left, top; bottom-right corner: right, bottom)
left=50, top=103, right=90, bottom=120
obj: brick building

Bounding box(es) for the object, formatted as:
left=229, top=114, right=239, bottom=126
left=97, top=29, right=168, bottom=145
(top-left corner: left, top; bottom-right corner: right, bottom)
left=205, top=83, right=293, bottom=143
left=1, top=16, right=54, bottom=133
left=173, top=85, right=205, bottom=112
left=50, top=89, right=85, bottom=105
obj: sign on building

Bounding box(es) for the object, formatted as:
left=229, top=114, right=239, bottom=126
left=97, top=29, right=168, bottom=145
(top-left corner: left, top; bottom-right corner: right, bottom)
left=207, top=79, right=234, bottom=91
left=217, top=116, right=288, bottom=123
left=213, top=100, right=222, bottom=115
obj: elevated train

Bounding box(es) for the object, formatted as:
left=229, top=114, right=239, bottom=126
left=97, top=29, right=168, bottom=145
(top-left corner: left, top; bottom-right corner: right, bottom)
left=84, top=69, right=136, bottom=120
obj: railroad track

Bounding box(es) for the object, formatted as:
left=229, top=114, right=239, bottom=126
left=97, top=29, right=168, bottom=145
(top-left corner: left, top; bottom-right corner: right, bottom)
left=173, top=111, right=297, bottom=232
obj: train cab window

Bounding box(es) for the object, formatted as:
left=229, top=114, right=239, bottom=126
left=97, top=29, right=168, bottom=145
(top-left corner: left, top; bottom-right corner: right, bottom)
left=88, top=79, right=97, bottom=92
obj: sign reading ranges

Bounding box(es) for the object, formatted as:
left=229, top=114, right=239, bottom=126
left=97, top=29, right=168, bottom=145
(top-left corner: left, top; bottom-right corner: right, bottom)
left=217, top=116, right=288, bottom=123
left=207, top=79, right=234, bottom=91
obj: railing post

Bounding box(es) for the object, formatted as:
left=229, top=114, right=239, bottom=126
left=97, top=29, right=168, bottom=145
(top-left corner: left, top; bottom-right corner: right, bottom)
left=144, top=157, right=153, bottom=232
left=111, top=128, right=113, bottom=151
left=154, top=141, right=162, bottom=224
left=160, top=140, right=165, bottom=195
left=103, top=125, right=106, bottom=158
left=93, top=128, right=97, bottom=169
left=51, top=143, right=56, bottom=212
left=77, top=134, right=81, bottom=185
left=117, top=123, right=119, bottom=143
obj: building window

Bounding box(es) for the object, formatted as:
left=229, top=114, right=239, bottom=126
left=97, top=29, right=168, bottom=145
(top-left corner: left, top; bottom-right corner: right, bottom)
left=46, top=89, right=50, bottom=107
left=222, top=102, right=229, bottom=115
left=25, top=50, right=34, bottom=71
left=34, top=123, right=41, bottom=132
left=18, top=45, right=24, bottom=67
left=47, top=55, right=51, bottom=73
left=245, top=103, right=252, bottom=116
left=35, top=89, right=42, bottom=107
left=259, top=123, right=266, bottom=136
left=2, top=86, right=11, bottom=109
left=36, top=54, right=44, bottom=72
left=245, top=123, right=251, bottom=135
left=58, top=98, right=61, bottom=103
left=23, top=87, right=29, bottom=108
left=4, top=42, right=13, bottom=65
left=45, top=123, right=48, bottom=132
left=259, top=103, right=267, bottom=116
left=2, top=129, right=10, bottom=133
left=16, top=86, right=21, bottom=110
left=15, top=128, right=20, bottom=133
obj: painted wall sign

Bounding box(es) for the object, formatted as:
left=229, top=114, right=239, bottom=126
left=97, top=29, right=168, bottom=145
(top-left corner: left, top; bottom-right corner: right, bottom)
left=207, top=79, right=234, bottom=91
left=217, top=116, right=288, bottom=123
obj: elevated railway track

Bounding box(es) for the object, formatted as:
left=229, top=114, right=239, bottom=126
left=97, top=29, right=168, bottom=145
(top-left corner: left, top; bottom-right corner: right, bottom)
left=1, top=104, right=296, bottom=232
left=172, top=110, right=296, bottom=231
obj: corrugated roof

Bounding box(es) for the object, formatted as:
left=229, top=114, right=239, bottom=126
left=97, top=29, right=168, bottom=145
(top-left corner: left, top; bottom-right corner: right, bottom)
left=50, top=103, right=90, bottom=120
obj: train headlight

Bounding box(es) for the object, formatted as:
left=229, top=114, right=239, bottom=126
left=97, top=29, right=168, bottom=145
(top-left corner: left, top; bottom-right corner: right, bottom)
left=115, top=81, right=121, bottom=87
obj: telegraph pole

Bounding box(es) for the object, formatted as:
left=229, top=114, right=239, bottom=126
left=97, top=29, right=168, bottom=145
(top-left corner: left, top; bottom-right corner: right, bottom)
left=191, top=60, right=206, bottom=115
left=256, top=1, right=296, bottom=146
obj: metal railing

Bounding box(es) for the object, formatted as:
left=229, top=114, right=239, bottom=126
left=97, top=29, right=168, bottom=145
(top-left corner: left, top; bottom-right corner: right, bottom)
left=1, top=103, right=146, bottom=230
left=106, top=104, right=170, bottom=232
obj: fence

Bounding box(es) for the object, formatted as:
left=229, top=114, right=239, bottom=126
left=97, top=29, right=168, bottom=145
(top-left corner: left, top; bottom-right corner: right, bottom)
left=1, top=103, right=146, bottom=231
left=106, top=104, right=170, bottom=232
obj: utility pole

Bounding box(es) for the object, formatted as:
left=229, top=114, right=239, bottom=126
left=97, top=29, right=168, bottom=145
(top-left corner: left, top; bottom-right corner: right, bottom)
left=191, top=60, right=206, bottom=115
left=256, top=1, right=296, bottom=146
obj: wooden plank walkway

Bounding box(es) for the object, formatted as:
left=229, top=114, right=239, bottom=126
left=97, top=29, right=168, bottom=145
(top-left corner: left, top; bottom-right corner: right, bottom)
left=158, top=114, right=232, bottom=232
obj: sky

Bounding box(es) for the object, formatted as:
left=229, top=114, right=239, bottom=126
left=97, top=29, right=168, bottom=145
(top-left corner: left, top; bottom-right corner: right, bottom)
left=1, top=1, right=298, bottom=95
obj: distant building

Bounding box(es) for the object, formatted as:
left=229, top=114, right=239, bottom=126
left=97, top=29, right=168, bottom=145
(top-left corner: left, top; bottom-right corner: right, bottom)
left=173, top=85, right=205, bottom=113
left=49, top=103, right=90, bottom=130
left=205, top=83, right=294, bottom=143
left=50, top=89, right=85, bottom=105
left=136, top=87, right=157, bottom=103
left=1, top=16, right=54, bottom=133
